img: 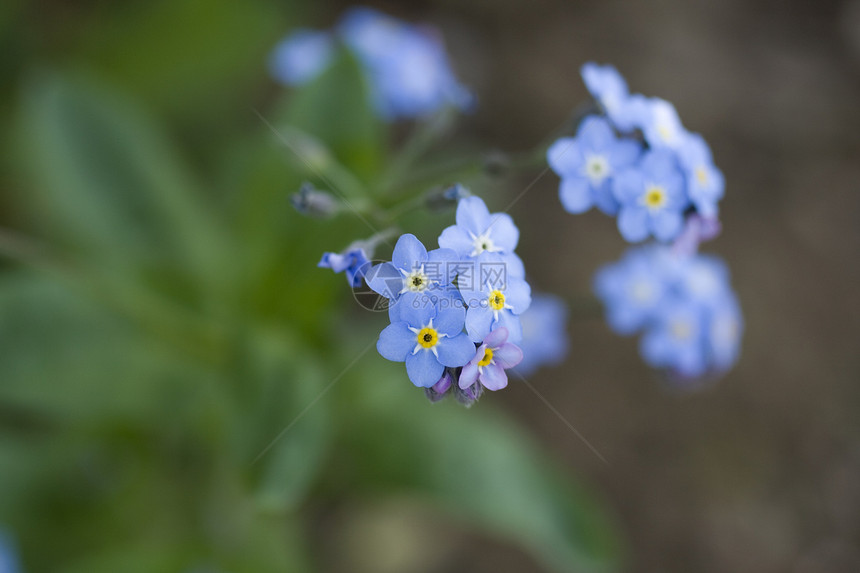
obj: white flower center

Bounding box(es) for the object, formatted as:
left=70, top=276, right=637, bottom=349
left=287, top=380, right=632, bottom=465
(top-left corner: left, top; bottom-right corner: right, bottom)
left=583, top=154, right=610, bottom=184
left=469, top=232, right=501, bottom=257
left=401, top=265, right=431, bottom=294
left=629, top=280, right=655, bottom=303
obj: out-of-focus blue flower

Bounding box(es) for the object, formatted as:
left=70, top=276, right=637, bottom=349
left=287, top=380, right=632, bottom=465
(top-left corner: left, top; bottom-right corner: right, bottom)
left=0, top=531, right=20, bottom=573
left=365, top=233, right=458, bottom=321
left=513, top=293, right=570, bottom=376
left=676, top=133, right=724, bottom=217
left=377, top=293, right=475, bottom=387
left=640, top=297, right=708, bottom=377
left=438, top=194, right=525, bottom=277
left=594, top=245, right=743, bottom=380
left=594, top=246, right=672, bottom=334
left=459, top=327, right=523, bottom=391
left=457, top=252, right=531, bottom=343
left=547, top=116, right=642, bottom=215
left=639, top=98, right=688, bottom=151
left=269, top=29, right=335, bottom=86
left=291, top=181, right=339, bottom=218
left=337, top=7, right=472, bottom=120
left=612, top=149, right=690, bottom=242
left=581, top=62, right=650, bottom=132
left=318, top=245, right=370, bottom=287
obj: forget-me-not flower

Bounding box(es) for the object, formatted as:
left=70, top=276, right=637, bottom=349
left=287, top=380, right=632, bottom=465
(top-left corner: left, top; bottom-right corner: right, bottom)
left=639, top=98, right=688, bottom=151
left=581, top=62, right=650, bottom=133
left=640, top=297, right=708, bottom=378
left=269, top=29, right=335, bottom=86
left=457, top=252, right=531, bottom=343
left=337, top=7, right=472, bottom=120
left=459, top=327, right=523, bottom=391
left=438, top=195, right=525, bottom=278
left=365, top=233, right=458, bottom=321
left=547, top=116, right=642, bottom=215
left=377, top=294, right=476, bottom=387
left=612, top=149, right=690, bottom=242
left=513, top=293, right=570, bottom=376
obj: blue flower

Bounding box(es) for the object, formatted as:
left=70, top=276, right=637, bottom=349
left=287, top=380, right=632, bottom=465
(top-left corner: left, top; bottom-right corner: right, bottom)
left=377, top=293, right=476, bottom=387
left=676, top=133, right=724, bottom=217
left=458, top=327, right=523, bottom=391
left=0, top=531, right=20, bottom=573
left=639, top=98, right=689, bottom=151
left=437, top=195, right=525, bottom=277
left=595, top=245, right=743, bottom=380
left=594, top=246, right=673, bottom=334
left=269, top=29, right=335, bottom=86
left=318, top=245, right=371, bottom=287
left=337, top=7, right=472, bottom=120
left=457, top=252, right=531, bottom=343
left=612, top=149, right=690, bottom=242
left=548, top=116, right=642, bottom=215
left=365, top=233, right=459, bottom=321
left=513, top=293, right=570, bottom=376
left=640, top=297, right=708, bottom=378
left=581, top=62, right=650, bottom=132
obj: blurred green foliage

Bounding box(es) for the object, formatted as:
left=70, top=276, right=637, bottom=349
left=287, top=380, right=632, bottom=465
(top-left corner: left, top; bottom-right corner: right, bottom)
left=0, top=1, right=622, bottom=571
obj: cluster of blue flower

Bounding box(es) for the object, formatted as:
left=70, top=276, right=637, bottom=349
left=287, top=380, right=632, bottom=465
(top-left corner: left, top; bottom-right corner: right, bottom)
left=548, top=63, right=724, bottom=244
left=595, top=246, right=742, bottom=381
left=547, top=63, right=743, bottom=382
left=361, top=195, right=532, bottom=404
left=270, top=7, right=472, bottom=120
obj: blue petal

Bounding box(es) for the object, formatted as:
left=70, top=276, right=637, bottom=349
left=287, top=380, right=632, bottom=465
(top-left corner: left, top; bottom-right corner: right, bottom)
left=611, top=169, right=643, bottom=205
left=652, top=210, right=684, bottom=241
left=366, top=262, right=402, bottom=299
left=494, top=310, right=523, bottom=343
left=579, top=116, right=615, bottom=149
left=398, top=292, right=437, bottom=328
left=559, top=177, right=593, bottom=213
left=547, top=137, right=583, bottom=177
left=486, top=213, right=519, bottom=252
left=377, top=322, right=415, bottom=362
left=434, top=301, right=466, bottom=337
left=618, top=207, right=650, bottom=242
left=502, top=252, right=526, bottom=279
left=427, top=247, right=460, bottom=286
left=465, top=306, right=494, bottom=343
left=391, top=233, right=428, bottom=272
left=592, top=180, right=620, bottom=215
left=455, top=196, right=491, bottom=235
left=504, top=277, right=532, bottom=314
left=608, top=138, right=642, bottom=170
left=437, top=225, right=473, bottom=257
left=479, top=362, right=509, bottom=391
left=436, top=332, right=476, bottom=367
left=405, top=349, right=445, bottom=387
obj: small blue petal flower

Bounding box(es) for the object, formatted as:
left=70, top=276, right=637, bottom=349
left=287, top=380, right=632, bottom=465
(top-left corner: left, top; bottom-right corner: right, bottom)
left=595, top=245, right=743, bottom=380
left=676, top=133, right=724, bottom=217
left=458, top=252, right=531, bottom=343
left=548, top=116, right=643, bottom=215
left=318, top=246, right=370, bottom=287
left=269, top=29, right=335, bottom=86
left=377, top=293, right=475, bottom=387
left=437, top=195, right=524, bottom=278
left=366, top=233, right=459, bottom=305
left=612, top=149, right=690, bottom=243
left=640, top=297, right=708, bottom=378
left=581, top=62, right=651, bottom=132
left=513, top=293, right=570, bottom=376
left=337, top=7, right=472, bottom=120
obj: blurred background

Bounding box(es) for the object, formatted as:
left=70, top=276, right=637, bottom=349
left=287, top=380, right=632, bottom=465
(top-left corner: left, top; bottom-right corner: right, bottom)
left=1, top=0, right=860, bottom=572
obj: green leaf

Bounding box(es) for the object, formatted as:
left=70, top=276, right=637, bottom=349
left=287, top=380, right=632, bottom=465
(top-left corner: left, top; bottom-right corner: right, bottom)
left=337, top=359, right=624, bottom=573
left=16, top=72, right=230, bottom=300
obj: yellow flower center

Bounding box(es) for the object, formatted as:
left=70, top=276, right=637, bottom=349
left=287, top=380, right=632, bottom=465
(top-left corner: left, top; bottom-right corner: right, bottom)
left=695, top=166, right=708, bottom=186
left=417, top=327, right=438, bottom=349
left=478, top=347, right=494, bottom=367
left=643, top=186, right=667, bottom=210
left=488, top=289, right=506, bottom=310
